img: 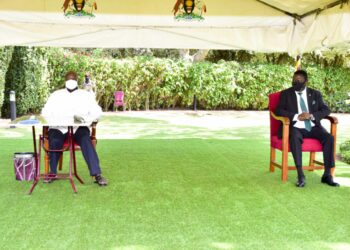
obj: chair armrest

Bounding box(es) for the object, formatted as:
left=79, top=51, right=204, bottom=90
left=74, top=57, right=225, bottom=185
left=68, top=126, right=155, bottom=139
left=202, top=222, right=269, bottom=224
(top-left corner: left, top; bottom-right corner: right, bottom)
left=270, top=112, right=290, bottom=150
left=324, top=116, right=338, bottom=160
left=43, top=126, right=49, bottom=138
left=324, top=115, right=337, bottom=138
left=91, top=122, right=97, bottom=141
left=270, top=112, right=290, bottom=125
left=42, top=126, right=50, bottom=151
left=324, top=115, right=338, bottom=124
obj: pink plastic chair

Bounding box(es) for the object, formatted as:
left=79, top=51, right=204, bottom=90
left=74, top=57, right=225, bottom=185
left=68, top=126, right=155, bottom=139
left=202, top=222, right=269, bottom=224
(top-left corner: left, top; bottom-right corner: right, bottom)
left=114, top=91, right=125, bottom=111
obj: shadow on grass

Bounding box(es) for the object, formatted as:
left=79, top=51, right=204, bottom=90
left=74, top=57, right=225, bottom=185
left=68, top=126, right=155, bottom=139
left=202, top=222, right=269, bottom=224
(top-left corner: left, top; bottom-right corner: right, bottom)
left=1, top=114, right=350, bottom=249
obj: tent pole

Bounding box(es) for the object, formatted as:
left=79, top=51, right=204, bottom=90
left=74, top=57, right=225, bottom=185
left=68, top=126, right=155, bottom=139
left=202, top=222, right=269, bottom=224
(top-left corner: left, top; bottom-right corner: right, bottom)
left=300, top=0, right=349, bottom=18
left=295, top=55, right=302, bottom=71
left=256, top=0, right=348, bottom=20
left=255, top=0, right=296, bottom=19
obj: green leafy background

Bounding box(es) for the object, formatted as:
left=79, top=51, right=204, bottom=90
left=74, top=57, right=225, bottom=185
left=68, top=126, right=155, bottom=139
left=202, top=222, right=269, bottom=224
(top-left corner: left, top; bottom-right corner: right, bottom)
left=2, top=47, right=350, bottom=116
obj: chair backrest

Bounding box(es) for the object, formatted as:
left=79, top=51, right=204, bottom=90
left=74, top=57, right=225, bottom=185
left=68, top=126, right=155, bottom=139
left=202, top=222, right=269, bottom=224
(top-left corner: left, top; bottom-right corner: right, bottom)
left=268, top=92, right=281, bottom=137
left=114, top=91, right=124, bottom=105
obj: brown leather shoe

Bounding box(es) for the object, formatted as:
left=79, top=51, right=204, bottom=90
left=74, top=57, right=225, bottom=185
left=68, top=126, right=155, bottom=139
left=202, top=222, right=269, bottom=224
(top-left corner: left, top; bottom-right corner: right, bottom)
left=94, top=175, right=108, bottom=186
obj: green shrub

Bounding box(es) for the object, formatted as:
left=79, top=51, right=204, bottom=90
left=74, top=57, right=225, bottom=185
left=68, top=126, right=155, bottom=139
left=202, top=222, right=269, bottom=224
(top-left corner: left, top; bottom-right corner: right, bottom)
left=0, top=47, right=14, bottom=116
left=2, top=47, right=350, bottom=116
left=305, top=66, right=350, bottom=113
left=340, top=140, right=350, bottom=164
left=1, top=47, right=50, bottom=117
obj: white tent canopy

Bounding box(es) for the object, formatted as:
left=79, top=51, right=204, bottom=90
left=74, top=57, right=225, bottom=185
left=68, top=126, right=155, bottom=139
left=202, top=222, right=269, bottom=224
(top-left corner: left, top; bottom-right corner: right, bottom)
left=0, top=0, right=349, bottom=54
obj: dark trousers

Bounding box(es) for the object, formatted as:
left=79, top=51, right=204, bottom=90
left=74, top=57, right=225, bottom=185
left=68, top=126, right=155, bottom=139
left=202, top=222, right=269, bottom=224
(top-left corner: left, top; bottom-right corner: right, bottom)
left=289, top=126, right=334, bottom=177
left=48, top=127, right=101, bottom=176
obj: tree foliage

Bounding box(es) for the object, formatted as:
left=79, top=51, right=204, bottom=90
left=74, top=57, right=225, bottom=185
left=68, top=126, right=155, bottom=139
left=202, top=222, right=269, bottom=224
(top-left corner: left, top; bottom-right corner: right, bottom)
left=43, top=50, right=350, bottom=112
left=1, top=47, right=350, bottom=117
left=340, top=140, right=350, bottom=165
left=1, top=47, right=50, bottom=117
left=0, top=47, right=14, bottom=116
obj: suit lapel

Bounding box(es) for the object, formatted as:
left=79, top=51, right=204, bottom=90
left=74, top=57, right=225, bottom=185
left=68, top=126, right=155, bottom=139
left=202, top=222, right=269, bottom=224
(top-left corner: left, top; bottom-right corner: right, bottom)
left=290, top=88, right=298, bottom=112
left=306, top=88, right=313, bottom=112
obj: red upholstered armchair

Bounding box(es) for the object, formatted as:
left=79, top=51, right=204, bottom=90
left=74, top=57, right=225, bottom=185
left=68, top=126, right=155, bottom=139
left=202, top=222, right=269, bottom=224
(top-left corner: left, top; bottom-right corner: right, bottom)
left=269, top=92, right=338, bottom=181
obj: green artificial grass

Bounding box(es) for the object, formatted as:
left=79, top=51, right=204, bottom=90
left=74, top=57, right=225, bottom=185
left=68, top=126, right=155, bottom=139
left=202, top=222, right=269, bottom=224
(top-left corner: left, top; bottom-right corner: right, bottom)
left=0, top=115, right=350, bottom=250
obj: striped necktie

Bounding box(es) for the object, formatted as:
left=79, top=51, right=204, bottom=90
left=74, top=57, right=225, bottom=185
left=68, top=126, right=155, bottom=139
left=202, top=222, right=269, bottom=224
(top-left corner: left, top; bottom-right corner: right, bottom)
left=298, top=92, right=312, bottom=132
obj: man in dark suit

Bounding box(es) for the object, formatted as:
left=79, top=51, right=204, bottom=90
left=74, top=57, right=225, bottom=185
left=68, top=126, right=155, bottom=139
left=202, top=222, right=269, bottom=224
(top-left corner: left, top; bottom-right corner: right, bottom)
left=275, top=70, right=339, bottom=188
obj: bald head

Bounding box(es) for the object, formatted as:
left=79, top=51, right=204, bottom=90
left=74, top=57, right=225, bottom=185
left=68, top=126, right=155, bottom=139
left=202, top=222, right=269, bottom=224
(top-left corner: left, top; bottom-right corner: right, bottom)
left=65, top=71, right=78, bottom=81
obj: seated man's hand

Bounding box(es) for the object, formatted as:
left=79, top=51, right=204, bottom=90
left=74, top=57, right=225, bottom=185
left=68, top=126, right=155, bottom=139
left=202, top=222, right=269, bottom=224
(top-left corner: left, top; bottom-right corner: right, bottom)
left=298, top=112, right=311, bottom=121
left=74, top=115, right=86, bottom=124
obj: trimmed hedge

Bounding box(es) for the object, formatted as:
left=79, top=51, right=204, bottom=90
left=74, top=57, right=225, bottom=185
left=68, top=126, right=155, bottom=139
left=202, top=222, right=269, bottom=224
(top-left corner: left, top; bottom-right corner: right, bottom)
left=46, top=52, right=350, bottom=112
left=340, top=140, right=350, bottom=164
left=1, top=47, right=50, bottom=117
left=0, top=47, right=14, bottom=116
left=1, top=47, right=350, bottom=116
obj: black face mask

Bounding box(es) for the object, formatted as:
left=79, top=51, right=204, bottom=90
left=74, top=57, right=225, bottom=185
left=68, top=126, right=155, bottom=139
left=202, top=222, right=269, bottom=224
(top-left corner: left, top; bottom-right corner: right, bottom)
left=292, top=80, right=306, bottom=92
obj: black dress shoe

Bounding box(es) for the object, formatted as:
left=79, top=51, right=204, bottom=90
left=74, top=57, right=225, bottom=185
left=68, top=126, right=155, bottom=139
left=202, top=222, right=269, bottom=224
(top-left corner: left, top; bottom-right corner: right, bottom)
left=321, top=175, right=340, bottom=187
left=296, top=176, right=305, bottom=188
left=94, top=175, right=108, bottom=186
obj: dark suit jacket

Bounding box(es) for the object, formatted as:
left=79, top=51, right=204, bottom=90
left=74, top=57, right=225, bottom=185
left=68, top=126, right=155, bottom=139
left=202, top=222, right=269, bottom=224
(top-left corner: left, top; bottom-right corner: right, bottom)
left=275, top=87, right=330, bottom=138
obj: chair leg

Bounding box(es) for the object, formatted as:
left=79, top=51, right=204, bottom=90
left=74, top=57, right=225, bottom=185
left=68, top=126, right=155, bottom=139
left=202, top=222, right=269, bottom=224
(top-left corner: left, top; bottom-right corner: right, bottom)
left=68, top=150, right=77, bottom=193
left=72, top=149, right=84, bottom=184
left=270, top=148, right=276, bottom=172
left=331, top=167, right=335, bottom=177
left=29, top=136, right=43, bottom=195
left=281, top=150, right=288, bottom=182
left=44, top=152, right=49, bottom=174
left=309, top=152, right=315, bottom=171
left=58, top=155, right=63, bottom=171
left=67, top=134, right=78, bottom=193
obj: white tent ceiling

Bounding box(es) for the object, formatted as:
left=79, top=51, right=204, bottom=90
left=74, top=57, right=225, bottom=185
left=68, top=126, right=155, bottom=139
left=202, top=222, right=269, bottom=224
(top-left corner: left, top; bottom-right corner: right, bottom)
left=0, top=0, right=349, bottom=54
left=259, top=0, right=339, bottom=16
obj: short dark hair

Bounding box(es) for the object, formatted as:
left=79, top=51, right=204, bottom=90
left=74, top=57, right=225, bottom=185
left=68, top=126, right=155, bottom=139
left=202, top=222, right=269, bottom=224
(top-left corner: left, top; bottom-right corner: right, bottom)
left=293, top=70, right=308, bottom=82
left=65, top=71, right=78, bottom=81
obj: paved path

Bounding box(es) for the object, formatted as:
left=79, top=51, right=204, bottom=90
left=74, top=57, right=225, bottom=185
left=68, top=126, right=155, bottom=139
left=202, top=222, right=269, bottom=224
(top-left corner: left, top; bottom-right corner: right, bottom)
left=1, top=111, right=349, bottom=141
left=106, top=110, right=350, bottom=129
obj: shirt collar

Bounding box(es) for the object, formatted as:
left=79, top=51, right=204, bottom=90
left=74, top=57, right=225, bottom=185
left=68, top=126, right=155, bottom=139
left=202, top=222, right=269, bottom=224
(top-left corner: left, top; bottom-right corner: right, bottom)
left=295, top=87, right=307, bottom=95
left=66, top=87, right=78, bottom=93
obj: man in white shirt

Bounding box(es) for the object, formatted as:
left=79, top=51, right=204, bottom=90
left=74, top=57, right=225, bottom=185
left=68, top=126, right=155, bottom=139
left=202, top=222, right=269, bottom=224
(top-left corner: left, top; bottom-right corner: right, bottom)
left=83, top=73, right=96, bottom=96
left=41, top=71, right=107, bottom=186
left=275, top=70, right=338, bottom=188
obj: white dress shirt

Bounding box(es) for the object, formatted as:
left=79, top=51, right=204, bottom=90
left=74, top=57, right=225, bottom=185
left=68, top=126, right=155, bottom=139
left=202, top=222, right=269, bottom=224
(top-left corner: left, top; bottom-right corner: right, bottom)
left=83, top=81, right=96, bottom=97
left=41, top=88, right=102, bottom=134
left=293, top=87, right=315, bottom=129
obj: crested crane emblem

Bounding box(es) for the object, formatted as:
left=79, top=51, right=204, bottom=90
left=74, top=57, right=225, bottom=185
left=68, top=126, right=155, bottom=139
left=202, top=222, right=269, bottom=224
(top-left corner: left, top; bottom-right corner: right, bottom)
left=62, top=0, right=98, bottom=18
left=173, top=0, right=207, bottom=21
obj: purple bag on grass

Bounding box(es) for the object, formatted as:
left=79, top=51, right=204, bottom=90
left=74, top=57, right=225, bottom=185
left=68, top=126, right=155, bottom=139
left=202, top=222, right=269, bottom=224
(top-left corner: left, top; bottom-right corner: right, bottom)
left=14, top=153, right=36, bottom=181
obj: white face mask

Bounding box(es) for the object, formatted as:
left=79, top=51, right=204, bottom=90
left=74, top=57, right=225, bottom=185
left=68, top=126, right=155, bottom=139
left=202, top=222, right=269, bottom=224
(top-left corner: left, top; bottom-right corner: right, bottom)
left=65, top=79, right=78, bottom=90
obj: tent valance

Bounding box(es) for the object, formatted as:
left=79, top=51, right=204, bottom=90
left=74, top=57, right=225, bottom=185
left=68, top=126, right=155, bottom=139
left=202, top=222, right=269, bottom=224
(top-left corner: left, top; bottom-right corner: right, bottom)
left=0, top=0, right=349, bottom=54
